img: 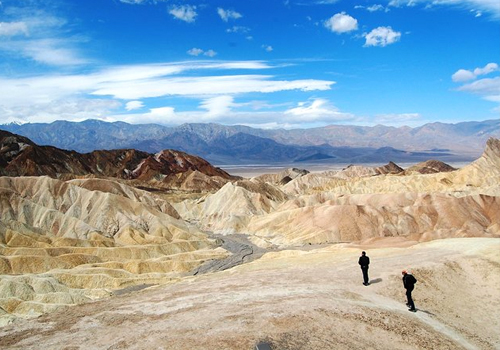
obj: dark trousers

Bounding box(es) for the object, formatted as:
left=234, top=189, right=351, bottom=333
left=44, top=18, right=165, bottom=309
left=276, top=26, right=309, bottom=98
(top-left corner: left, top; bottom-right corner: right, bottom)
left=406, top=287, right=415, bottom=310
left=361, top=267, right=369, bottom=284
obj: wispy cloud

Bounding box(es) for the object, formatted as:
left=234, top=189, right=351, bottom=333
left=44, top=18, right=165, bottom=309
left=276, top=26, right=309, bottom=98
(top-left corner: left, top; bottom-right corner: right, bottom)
left=226, top=26, right=250, bottom=33
left=200, top=95, right=235, bottom=116
left=452, top=62, right=498, bottom=82
left=0, top=4, right=89, bottom=66
left=119, top=0, right=146, bottom=4
left=284, top=98, right=355, bottom=122
left=388, top=0, right=500, bottom=19
left=0, top=21, right=29, bottom=36
left=364, top=26, right=401, bottom=47
left=169, top=5, right=197, bottom=23
left=355, top=4, right=388, bottom=12
left=0, top=61, right=335, bottom=124
left=125, top=101, right=145, bottom=111
left=452, top=63, right=500, bottom=104
left=374, top=113, right=422, bottom=126
left=324, top=12, right=358, bottom=33
left=217, top=8, right=242, bottom=22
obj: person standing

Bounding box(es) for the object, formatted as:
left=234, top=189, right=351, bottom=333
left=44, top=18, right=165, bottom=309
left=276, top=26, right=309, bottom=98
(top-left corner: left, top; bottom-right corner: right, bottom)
left=358, top=251, right=370, bottom=286
left=402, top=270, right=417, bottom=312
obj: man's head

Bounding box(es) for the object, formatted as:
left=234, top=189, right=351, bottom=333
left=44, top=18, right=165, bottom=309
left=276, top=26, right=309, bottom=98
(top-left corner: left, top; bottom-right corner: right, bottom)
left=361, top=251, right=366, bottom=256
left=402, top=270, right=407, bottom=275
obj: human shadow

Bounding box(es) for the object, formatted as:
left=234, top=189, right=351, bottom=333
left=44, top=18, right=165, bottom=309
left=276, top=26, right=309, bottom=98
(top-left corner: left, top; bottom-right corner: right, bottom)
left=415, top=308, right=436, bottom=316
left=369, top=278, right=383, bottom=284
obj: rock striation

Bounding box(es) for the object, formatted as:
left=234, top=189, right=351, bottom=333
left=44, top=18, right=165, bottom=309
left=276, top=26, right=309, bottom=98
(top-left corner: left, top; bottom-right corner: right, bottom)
left=0, top=176, right=227, bottom=325
left=174, top=138, right=500, bottom=247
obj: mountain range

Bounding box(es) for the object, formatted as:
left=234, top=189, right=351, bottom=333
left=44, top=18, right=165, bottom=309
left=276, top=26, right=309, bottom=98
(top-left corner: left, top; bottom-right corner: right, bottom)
left=1, top=119, right=498, bottom=165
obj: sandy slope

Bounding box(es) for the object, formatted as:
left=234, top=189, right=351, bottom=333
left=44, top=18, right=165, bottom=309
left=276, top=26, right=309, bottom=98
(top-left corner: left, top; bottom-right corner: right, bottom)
left=0, top=238, right=498, bottom=350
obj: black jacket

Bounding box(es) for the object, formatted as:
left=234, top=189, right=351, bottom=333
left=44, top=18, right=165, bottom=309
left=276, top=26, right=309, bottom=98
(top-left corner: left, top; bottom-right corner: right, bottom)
left=358, top=255, right=370, bottom=268
left=403, top=274, right=417, bottom=289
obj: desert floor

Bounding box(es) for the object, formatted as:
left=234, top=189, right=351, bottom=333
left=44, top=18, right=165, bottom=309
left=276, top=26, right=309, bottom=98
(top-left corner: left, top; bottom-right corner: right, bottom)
left=0, top=237, right=498, bottom=350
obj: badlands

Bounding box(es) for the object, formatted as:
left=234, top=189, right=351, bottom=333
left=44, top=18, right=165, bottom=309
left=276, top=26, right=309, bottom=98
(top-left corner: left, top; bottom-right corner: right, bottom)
left=0, top=137, right=499, bottom=349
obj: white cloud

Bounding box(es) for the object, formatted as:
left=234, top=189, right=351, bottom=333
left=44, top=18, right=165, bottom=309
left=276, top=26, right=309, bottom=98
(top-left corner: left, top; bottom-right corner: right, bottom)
left=125, top=101, right=144, bottom=111
left=204, top=49, right=217, bottom=57
left=119, top=0, right=146, bottom=4
left=355, top=4, right=387, bottom=11
left=452, top=69, right=476, bottom=82
left=187, top=48, right=217, bottom=57
left=91, top=75, right=333, bottom=100
left=324, top=12, right=358, bottom=33
left=457, top=76, right=500, bottom=102
left=262, top=45, right=273, bottom=52
left=200, top=95, right=234, bottom=116
left=187, top=48, right=204, bottom=56
left=474, top=62, right=499, bottom=76
left=169, top=5, right=197, bottom=23
left=0, top=61, right=335, bottom=124
left=284, top=98, right=355, bottom=122
left=452, top=63, right=500, bottom=106
left=20, top=39, right=89, bottom=66
left=367, top=4, right=387, bottom=11
left=118, top=106, right=178, bottom=125
left=374, top=113, right=422, bottom=126
left=226, top=26, right=250, bottom=33
left=452, top=63, right=499, bottom=82
left=364, top=26, right=401, bottom=47
left=0, top=99, right=121, bottom=124
left=0, top=21, right=29, bottom=36
left=217, top=8, right=242, bottom=22
left=0, top=9, right=88, bottom=67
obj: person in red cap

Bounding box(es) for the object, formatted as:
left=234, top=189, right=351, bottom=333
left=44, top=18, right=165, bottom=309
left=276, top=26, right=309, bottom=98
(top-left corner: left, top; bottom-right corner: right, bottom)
left=402, top=270, right=417, bottom=312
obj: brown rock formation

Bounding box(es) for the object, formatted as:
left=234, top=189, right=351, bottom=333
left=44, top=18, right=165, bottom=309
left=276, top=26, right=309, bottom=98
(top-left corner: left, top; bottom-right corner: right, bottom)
left=403, top=159, right=456, bottom=175
left=0, top=130, right=235, bottom=184
left=375, top=161, right=404, bottom=175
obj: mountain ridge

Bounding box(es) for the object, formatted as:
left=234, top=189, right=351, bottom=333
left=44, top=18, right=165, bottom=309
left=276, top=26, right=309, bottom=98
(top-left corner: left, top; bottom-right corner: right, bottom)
left=0, top=129, right=235, bottom=183
left=1, top=119, right=498, bottom=164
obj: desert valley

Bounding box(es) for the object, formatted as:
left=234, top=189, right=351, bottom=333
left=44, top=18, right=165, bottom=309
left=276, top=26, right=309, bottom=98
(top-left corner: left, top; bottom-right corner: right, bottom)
left=0, top=129, right=499, bottom=349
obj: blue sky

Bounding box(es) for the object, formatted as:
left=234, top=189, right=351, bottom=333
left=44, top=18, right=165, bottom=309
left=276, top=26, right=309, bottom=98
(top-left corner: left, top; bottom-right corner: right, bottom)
left=0, top=0, right=498, bottom=129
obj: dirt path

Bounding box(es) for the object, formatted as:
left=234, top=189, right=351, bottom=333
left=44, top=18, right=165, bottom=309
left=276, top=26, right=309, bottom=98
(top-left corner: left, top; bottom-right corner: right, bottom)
left=189, top=233, right=270, bottom=275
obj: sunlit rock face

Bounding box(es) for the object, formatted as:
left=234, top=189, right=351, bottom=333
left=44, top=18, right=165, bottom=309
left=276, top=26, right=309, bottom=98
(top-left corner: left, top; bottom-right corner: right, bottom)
left=175, top=138, right=500, bottom=247
left=0, top=176, right=226, bottom=325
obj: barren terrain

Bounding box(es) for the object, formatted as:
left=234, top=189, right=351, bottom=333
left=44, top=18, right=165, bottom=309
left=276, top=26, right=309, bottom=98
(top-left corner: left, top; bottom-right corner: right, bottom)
left=0, top=238, right=499, bottom=350
left=0, top=137, right=499, bottom=349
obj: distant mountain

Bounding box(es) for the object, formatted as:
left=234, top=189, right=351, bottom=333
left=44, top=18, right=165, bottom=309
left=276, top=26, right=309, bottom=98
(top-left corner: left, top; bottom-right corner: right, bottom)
left=0, top=129, right=234, bottom=182
left=2, top=119, right=498, bottom=165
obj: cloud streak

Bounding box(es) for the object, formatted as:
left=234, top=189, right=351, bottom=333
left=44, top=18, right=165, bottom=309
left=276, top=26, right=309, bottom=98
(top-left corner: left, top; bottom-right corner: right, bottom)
left=388, top=0, right=500, bottom=18
left=0, top=60, right=335, bottom=124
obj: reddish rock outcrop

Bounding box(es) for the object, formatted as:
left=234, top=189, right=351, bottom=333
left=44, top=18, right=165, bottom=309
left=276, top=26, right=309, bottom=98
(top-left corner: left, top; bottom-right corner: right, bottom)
left=0, top=130, right=235, bottom=182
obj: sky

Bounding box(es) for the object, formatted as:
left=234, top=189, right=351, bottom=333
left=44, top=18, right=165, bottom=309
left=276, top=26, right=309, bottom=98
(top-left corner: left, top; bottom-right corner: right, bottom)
left=0, top=0, right=498, bottom=129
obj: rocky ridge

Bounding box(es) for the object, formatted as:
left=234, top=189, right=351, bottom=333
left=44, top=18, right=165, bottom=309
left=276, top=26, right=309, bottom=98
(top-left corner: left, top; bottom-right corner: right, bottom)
left=0, top=130, right=236, bottom=189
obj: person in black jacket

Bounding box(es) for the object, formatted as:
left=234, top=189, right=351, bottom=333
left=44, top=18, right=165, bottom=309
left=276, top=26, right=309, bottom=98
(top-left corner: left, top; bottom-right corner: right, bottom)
left=402, top=270, right=417, bottom=312
left=358, top=251, right=370, bottom=286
